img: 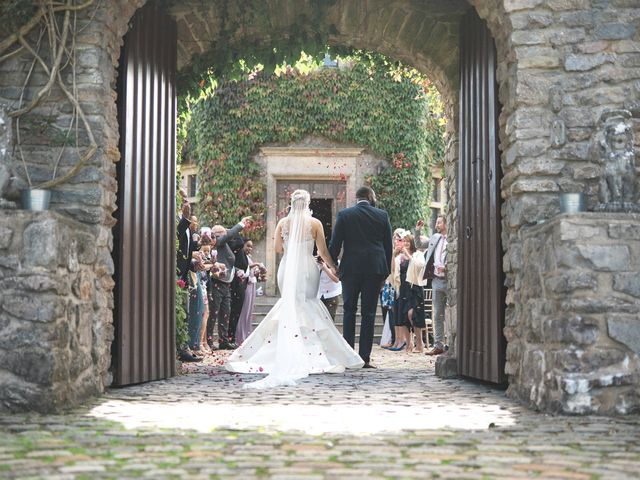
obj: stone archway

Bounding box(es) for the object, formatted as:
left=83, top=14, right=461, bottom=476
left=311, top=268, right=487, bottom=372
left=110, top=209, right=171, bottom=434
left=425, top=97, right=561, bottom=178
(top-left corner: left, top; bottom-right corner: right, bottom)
left=3, top=0, right=640, bottom=414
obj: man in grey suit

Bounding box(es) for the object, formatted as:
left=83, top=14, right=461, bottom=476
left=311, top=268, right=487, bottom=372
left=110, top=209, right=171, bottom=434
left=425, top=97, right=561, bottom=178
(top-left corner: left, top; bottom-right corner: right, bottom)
left=207, top=216, right=252, bottom=350
left=416, top=215, right=448, bottom=355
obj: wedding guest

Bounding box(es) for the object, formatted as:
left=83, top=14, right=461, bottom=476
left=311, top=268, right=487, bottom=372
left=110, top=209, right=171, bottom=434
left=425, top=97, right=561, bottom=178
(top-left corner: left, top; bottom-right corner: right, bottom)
left=317, top=257, right=341, bottom=321
left=207, top=216, right=252, bottom=350
left=235, top=239, right=261, bottom=345
left=176, top=198, right=202, bottom=362
left=389, top=232, right=415, bottom=351
left=229, top=235, right=249, bottom=346
left=380, top=228, right=405, bottom=348
left=388, top=228, right=407, bottom=350
left=406, top=247, right=427, bottom=353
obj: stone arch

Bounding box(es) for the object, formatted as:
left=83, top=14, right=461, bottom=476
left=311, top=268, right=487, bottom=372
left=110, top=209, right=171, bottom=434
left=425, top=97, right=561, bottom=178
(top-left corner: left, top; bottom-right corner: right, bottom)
left=3, top=0, right=640, bottom=414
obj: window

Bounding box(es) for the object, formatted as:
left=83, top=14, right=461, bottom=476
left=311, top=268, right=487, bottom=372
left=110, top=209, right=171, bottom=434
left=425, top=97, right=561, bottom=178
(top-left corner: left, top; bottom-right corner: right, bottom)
left=188, top=174, right=197, bottom=198
left=432, top=178, right=442, bottom=203
left=430, top=208, right=439, bottom=233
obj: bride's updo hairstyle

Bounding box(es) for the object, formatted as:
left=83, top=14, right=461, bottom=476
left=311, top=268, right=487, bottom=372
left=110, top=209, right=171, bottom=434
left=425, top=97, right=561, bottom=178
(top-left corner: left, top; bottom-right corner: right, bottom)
left=289, top=189, right=311, bottom=212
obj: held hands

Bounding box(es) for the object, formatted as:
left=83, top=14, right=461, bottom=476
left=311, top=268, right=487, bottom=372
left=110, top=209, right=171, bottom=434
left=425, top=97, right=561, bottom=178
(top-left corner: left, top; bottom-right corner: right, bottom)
left=241, top=216, right=253, bottom=227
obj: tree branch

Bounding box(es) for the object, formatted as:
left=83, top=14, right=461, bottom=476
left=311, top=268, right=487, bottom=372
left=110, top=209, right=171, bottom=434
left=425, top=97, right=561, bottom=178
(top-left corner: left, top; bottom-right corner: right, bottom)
left=0, top=0, right=95, bottom=56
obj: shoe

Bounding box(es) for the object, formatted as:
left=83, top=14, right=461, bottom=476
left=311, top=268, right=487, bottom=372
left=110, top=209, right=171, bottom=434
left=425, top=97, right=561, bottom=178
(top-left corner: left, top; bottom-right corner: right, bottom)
left=425, top=346, right=445, bottom=356
left=219, top=341, right=238, bottom=350
left=388, top=342, right=407, bottom=352
left=178, top=351, right=203, bottom=362
left=363, top=362, right=377, bottom=369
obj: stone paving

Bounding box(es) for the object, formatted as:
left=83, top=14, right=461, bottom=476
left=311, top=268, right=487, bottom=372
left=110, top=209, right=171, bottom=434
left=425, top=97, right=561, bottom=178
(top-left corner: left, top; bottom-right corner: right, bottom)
left=1, top=346, right=640, bottom=479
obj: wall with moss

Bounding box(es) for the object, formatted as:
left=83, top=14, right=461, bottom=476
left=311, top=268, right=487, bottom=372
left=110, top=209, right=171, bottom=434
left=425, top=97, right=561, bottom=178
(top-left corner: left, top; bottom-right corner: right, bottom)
left=187, top=60, right=446, bottom=238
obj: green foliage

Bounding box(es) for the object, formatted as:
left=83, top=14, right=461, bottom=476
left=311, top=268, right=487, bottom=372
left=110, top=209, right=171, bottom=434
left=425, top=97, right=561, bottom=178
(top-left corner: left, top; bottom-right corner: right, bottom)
left=187, top=55, right=445, bottom=237
left=175, top=281, right=189, bottom=351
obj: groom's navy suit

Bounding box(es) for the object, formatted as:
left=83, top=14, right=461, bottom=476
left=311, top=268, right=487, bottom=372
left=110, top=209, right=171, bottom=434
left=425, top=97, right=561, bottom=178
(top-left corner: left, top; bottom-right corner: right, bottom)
left=329, top=200, right=393, bottom=363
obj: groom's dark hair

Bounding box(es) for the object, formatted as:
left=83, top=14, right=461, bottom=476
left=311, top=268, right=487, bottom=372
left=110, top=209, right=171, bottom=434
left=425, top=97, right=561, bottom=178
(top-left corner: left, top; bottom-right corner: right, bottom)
left=356, top=186, right=375, bottom=203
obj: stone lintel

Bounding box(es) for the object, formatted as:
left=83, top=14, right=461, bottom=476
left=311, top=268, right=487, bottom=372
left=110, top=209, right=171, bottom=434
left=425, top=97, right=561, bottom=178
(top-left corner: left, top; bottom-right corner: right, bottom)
left=259, top=147, right=365, bottom=157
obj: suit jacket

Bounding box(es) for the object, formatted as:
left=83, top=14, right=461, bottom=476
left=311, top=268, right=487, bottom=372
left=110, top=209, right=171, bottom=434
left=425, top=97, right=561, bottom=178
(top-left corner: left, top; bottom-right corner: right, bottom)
left=329, top=201, right=393, bottom=278
left=420, top=231, right=445, bottom=280
left=211, top=222, right=244, bottom=284
left=177, top=216, right=195, bottom=280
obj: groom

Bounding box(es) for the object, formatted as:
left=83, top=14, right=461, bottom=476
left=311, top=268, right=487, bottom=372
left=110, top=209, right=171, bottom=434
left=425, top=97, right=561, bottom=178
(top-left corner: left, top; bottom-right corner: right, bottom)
left=329, top=186, right=393, bottom=368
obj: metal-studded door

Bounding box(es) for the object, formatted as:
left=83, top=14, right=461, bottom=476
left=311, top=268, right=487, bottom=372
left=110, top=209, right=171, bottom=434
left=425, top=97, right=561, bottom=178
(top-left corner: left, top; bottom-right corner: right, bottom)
left=458, top=9, right=506, bottom=384
left=113, top=3, right=177, bottom=385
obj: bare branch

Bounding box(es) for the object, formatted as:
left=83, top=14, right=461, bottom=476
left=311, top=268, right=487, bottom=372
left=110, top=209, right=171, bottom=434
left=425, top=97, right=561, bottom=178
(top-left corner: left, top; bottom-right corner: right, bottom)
left=8, top=6, right=71, bottom=118
left=0, top=0, right=95, bottom=57
left=0, top=46, right=24, bottom=64
left=35, top=70, right=97, bottom=190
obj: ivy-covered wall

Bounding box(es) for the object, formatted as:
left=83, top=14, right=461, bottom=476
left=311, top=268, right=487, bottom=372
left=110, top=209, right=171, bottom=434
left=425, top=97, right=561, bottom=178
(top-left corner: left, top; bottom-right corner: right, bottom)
left=187, top=60, right=445, bottom=238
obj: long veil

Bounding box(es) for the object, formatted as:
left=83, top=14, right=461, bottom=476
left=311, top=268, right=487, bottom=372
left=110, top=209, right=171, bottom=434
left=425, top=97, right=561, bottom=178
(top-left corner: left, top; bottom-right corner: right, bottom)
left=243, top=190, right=313, bottom=389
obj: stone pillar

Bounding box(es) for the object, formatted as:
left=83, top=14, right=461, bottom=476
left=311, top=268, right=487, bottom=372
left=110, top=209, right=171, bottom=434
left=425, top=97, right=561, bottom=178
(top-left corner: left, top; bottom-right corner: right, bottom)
left=506, top=213, right=640, bottom=414
left=0, top=211, right=113, bottom=413
left=436, top=133, right=459, bottom=378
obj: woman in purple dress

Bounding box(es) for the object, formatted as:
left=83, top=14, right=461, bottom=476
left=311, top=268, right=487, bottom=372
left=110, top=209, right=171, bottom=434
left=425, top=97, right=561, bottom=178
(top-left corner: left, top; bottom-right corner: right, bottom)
left=235, top=239, right=261, bottom=345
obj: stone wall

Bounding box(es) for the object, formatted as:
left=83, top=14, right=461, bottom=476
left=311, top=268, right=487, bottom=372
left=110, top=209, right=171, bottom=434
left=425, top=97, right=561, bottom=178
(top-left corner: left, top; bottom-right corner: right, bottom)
left=508, top=213, right=640, bottom=414
left=0, top=211, right=113, bottom=412
left=2, top=0, right=640, bottom=413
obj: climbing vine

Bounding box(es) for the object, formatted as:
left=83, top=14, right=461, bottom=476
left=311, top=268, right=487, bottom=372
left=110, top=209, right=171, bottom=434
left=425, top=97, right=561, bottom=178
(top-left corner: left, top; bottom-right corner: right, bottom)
left=187, top=54, right=445, bottom=239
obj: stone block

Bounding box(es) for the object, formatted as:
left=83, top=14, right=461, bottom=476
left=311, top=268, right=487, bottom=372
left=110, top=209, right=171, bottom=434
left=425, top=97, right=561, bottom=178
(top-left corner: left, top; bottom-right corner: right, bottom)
left=547, top=0, right=591, bottom=10
left=613, top=273, right=640, bottom=298
left=593, top=23, right=636, bottom=40
left=607, top=314, right=640, bottom=356
left=608, top=222, right=640, bottom=240
left=0, top=226, right=13, bottom=249
left=435, top=354, right=458, bottom=379
left=576, top=245, right=631, bottom=271
left=565, top=53, right=615, bottom=72
left=23, top=218, right=60, bottom=269
left=1, top=274, right=69, bottom=295
left=503, top=0, right=544, bottom=12
left=560, top=296, right=637, bottom=314
left=510, top=178, right=559, bottom=195
left=557, top=222, right=602, bottom=241
left=543, top=271, right=597, bottom=294
left=0, top=348, right=54, bottom=385
left=542, top=315, right=599, bottom=346
left=2, top=294, right=62, bottom=323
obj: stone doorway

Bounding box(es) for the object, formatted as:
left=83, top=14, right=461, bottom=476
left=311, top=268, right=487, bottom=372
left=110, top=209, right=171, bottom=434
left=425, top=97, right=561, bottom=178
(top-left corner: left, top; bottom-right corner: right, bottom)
left=268, top=179, right=347, bottom=294
left=310, top=198, right=333, bottom=253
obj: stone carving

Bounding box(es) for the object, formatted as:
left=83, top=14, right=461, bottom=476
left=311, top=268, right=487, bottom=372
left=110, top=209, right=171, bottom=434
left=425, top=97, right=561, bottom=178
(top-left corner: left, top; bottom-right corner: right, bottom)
left=593, top=110, right=639, bottom=213
left=0, top=103, right=24, bottom=208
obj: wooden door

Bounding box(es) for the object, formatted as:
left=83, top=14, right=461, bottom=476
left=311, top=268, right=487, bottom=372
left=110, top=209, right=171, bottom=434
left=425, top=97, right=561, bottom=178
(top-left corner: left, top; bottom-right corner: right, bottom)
left=113, top=3, right=177, bottom=386
left=458, top=9, right=506, bottom=384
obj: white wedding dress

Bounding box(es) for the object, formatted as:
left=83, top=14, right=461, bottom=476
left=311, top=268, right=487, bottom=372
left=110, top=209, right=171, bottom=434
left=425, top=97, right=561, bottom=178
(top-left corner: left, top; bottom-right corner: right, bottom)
left=226, top=193, right=364, bottom=388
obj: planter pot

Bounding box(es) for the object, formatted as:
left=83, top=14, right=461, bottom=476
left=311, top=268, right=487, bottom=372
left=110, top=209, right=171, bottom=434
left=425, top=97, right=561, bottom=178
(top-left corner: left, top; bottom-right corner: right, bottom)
left=22, top=188, right=51, bottom=211
left=560, top=192, right=585, bottom=214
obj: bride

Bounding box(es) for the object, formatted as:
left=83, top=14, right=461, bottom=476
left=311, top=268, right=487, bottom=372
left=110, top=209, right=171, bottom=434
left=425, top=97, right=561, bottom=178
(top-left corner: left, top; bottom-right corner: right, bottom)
left=225, top=189, right=364, bottom=388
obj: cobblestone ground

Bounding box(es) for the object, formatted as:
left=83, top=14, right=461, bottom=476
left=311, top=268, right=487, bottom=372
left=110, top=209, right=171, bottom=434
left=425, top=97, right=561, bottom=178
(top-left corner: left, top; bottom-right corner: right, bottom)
left=1, top=346, right=640, bottom=479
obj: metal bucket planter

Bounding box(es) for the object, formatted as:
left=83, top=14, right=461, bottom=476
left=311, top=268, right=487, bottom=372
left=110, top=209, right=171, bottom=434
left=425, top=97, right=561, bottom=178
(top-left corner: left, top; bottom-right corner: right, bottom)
left=560, top=193, right=585, bottom=214
left=22, top=188, right=51, bottom=211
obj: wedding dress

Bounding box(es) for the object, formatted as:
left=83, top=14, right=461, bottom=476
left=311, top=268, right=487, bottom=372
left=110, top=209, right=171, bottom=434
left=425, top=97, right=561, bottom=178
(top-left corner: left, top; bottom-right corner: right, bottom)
left=225, top=190, right=364, bottom=388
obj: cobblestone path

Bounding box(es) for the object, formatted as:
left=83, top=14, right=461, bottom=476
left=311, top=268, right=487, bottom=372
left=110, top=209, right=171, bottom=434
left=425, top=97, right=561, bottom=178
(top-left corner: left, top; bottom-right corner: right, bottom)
left=2, top=346, right=640, bottom=479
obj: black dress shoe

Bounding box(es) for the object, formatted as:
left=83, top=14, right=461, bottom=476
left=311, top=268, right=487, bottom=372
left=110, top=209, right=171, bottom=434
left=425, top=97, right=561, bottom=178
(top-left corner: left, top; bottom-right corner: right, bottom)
left=363, top=362, right=377, bottom=369
left=219, top=341, right=238, bottom=350
left=178, top=351, right=203, bottom=362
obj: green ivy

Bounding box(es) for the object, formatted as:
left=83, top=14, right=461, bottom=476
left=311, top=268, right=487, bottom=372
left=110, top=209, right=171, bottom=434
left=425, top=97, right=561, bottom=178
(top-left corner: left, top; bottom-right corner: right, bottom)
left=187, top=56, right=445, bottom=239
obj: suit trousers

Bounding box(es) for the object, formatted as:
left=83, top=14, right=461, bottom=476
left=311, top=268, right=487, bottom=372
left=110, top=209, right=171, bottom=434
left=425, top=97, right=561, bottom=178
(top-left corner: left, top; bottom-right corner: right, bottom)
left=208, top=280, right=231, bottom=344
left=341, top=272, right=385, bottom=364
left=229, top=276, right=247, bottom=342
left=432, top=276, right=447, bottom=347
